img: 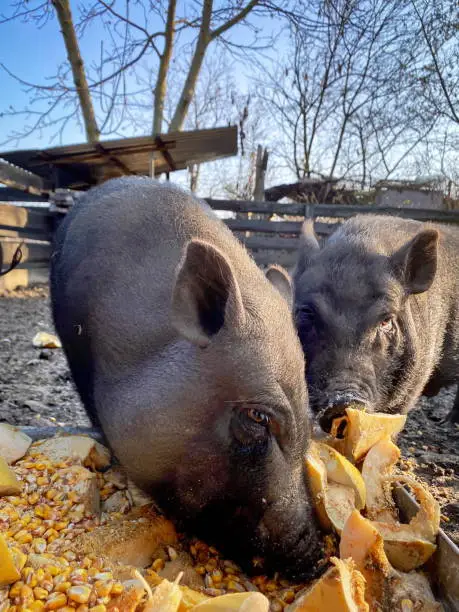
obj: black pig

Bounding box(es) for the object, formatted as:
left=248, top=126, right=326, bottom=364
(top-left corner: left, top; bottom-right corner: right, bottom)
left=293, top=215, right=459, bottom=429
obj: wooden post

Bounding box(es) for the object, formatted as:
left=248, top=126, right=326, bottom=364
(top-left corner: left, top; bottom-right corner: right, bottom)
left=253, top=145, right=268, bottom=202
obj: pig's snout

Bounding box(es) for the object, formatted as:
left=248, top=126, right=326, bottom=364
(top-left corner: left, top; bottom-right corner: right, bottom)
left=318, top=393, right=368, bottom=433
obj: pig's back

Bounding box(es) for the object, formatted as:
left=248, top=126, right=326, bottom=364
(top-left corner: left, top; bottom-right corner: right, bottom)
left=51, top=177, right=270, bottom=368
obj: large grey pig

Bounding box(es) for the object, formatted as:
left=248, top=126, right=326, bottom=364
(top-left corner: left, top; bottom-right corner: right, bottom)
left=50, top=176, right=323, bottom=579
left=293, top=215, right=459, bottom=430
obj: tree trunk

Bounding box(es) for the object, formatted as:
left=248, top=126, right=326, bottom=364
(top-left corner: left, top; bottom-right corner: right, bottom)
left=169, top=0, right=213, bottom=132
left=51, top=0, right=99, bottom=144
left=169, top=0, right=259, bottom=132
left=153, top=0, right=177, bottom=135
left=253, top=145, right=268, bottom=200
left=189, top=163, right=200, bottom=192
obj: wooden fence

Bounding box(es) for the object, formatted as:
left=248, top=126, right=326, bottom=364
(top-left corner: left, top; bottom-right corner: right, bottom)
left=206, top=199, right=459, bottom=268
left=1, top=197, right=459, bottom=292
left=0, top=203, right=57, bottom=292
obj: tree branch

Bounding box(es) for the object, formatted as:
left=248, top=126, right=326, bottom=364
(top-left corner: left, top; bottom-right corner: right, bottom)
left=210, top=0, right=260, bottom=40
left=51, top=0, right=100, bottom=142
left=153, top=0, right=177, bottom=134
left=169, top=0, right=213, bottom=131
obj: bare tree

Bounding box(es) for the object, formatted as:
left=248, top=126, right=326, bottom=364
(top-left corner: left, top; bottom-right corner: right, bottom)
left=0, top=0, right=269, bottom=147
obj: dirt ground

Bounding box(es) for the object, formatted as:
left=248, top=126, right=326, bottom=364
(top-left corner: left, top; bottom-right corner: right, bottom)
left=0, top=285, right=458, bottom=545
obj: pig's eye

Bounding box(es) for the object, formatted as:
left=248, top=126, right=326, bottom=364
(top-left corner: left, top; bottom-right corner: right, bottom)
left=295, top=305, right=315, bottom=324
left=379, top=316, right=394, bottom=333
left=247, top=407, right=270, bottom=426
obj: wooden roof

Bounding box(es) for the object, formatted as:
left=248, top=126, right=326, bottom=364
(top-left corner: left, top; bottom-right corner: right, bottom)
left=0, top=126, right=237, bottom=191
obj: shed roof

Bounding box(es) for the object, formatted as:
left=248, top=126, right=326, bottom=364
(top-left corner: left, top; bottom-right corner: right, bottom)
left=0, top=126, right=237, bottom=191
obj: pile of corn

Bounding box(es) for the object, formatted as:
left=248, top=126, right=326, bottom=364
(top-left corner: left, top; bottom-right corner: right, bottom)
left=0, top=431, right=335, bottom=612
left=147, top=538, right=333, bottom=610
left=0, top=410, right=445, bottom=612
left=0, top=450, right=126, bottom=611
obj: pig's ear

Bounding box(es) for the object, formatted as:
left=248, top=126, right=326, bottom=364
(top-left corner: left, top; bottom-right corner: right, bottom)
left=294, top=220, right=320, bottom=279
left=265, top=265, right=293, bottom=309
left=171, top=239, right=246, bottom=347
left=391, top=229, right=439, bottom=294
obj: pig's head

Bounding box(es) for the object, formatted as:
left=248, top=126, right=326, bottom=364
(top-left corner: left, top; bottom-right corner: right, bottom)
left=293, top=219, right=439, bottom=432
left=168, top=239, right=323, bottom=580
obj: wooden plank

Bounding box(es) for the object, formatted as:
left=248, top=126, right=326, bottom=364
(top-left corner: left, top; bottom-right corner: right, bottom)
left=0, top=204, right=54, bottom=235
left=251, top=251, right=298, bottom=269
left=242, top=235, right=300, bottom=251
left=0, top=241, right=51, bottom=264
left=207, top=199, right=459, bottom=224
left=209, top=199, right=307, bottom=216
left=0, top=158, right=46, bottom=194
left=0, top=225, right=52, bottom=239
left=225, top=218, right=337, bottom=235
left=0, top=188, right=49, bottom=202
left=0, top=265, right=48, bottom=293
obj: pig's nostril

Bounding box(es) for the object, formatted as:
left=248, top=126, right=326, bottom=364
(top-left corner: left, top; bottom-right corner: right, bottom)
left=318, top=404, right=347, bottom=433
left=318, top=401, right=367, bottom=434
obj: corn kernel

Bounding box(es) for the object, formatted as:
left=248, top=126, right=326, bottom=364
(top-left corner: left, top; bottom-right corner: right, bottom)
left=43, top=530, right=58, bottom=541
left=19, top=583, right=34, bottom=603
left=92, top=573, right=111, bottom=582
left=44, top=566, right=60, bottom=578
left=40, top=579, right=54, bottom=593
left=54, top=581, right=71, bottom=593
left=9, top=581, right=25, bottom=598
left=28, top=493, right=40, bottom=505
left=45, top=491, right=58, bottom=501
left=69, top=570, right=87, bottom=585
left=81, top=558, right=92, bottom=569
left=110, top=583, right=123, bottom=596
left=14, top=530, right=33, bottom=544
left=22, top=567, right=34, bottom=581
left=94, top=580, right=112, bottom=598
left=11, top=548, right=28, bottom=572
left=32, top=526, right=46, bottom=538
left=282, top=590, right=295, bottom=603
left=75, top=606, right=89, bottom=612
left=55, top=608, right=74, bottom=612
left=33, top=539, right=47, bottom=554
left=151, top=559, right=164, bottom=572
left=226, top=580, right=245, bottom=593
left=29, top=602, right=46, bottom=612
left=21, top=516, right=32, bottom=527
left=33, top=587, right=49, bottom=600
left=44, top=592, right=67, bottom=609
left=211, top=570, right=223, bottom=583
left=89, top=606, right=106, bottom=612
left=67, top=585, right=91, bottom=604
left=53, top=573, right=70, bottom=587
left=36, top=477, right=49, bottom=487
left=34, top=506, right=50, bottom=519
left=265, top=580, right=278, bottom=592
